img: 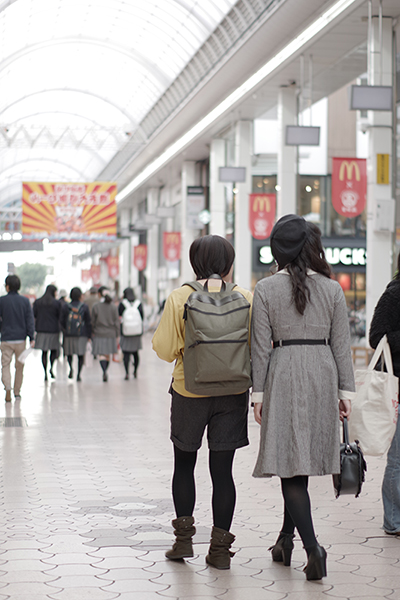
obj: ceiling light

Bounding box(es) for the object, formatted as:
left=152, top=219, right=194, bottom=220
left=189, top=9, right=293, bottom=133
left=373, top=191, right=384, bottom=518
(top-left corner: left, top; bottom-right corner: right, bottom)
left=2, top=232, right=12, bottom=240
left=275, top=185, right=281, bottom=191
left=305, top=185, right=312, bottom=192
left=117, top=0, right=359, bottom=202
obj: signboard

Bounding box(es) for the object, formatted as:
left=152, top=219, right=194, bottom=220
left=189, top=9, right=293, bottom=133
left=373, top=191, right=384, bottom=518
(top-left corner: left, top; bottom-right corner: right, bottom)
left=133, top=245, right=147, bottom=271
left=163, top=232, right=181, bottom=261
left=90, top=264, right=101, bottom=283
left=187, top=187, right=206, bottom=229
left=377, top=154, right=389, bottom=184
left=107, top=255, right=119, bottom=279
left=22, top=182, right=117, bottom=242
left=249, top=193, right=276, bottom=240
left=81, top=269, right=91, bottom=283
left=219, top=167, right=246, bottom=182
left=331, top=158, right=366, bottom=217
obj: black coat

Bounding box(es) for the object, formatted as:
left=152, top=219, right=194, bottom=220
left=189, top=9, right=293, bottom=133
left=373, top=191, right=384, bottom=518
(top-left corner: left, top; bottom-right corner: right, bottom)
left=369, top=279, right=400, bottom=378
left=33, top=297, right=61, bottom=333
left=60, top=301, right=92, bottom=338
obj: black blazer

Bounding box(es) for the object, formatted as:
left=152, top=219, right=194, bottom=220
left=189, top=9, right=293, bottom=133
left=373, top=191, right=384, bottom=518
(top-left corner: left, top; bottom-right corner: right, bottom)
left=369, top=279, right=400, bottom=378
left=60, top=301, right=92, bottom=338
left=33, top=298, right=61, bottom=333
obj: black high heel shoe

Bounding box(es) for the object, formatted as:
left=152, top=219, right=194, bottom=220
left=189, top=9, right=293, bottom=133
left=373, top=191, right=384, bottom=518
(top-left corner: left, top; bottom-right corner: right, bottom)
left=269, top=532, right=295, bottom=566
left=304, top=544, right=327, bottom=580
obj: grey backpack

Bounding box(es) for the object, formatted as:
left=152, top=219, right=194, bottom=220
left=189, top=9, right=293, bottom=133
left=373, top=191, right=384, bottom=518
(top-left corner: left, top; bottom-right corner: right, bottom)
left=183, top=275, right=252, bottom=396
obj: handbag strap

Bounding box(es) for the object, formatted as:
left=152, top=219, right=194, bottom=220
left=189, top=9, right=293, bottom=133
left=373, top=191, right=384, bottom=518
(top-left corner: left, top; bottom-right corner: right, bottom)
left=342, top=417, right=351, bottom=451
left=368, top=334, right=395, bottom=375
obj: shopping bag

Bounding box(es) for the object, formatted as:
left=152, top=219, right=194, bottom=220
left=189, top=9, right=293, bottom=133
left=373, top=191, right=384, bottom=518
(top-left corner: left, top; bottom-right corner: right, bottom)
left=17, top=347, right=34, bottom=364
left=112, top=346, right=123, bottom=363
left=349, top=335, right=399, bottom=456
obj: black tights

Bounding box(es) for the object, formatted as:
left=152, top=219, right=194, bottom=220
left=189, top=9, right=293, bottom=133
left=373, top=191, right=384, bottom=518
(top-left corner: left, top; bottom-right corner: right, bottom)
left=67, top=355, right=84, bottom=377
left=280, top=475, right=317, bottom=552
left=172, top=445, right=236, bottom=531
left=123, top=351, right=139, bottom=375
left=42, top=350, right=57, bottom=374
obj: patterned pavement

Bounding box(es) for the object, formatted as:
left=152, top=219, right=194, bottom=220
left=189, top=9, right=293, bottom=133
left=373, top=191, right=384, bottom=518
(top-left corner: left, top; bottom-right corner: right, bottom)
left=0, top=334, right=399, bottom=600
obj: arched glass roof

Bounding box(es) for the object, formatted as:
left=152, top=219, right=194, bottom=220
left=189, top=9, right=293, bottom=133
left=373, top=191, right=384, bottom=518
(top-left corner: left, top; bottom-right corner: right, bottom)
left=0, top=0, right=237, bottom=206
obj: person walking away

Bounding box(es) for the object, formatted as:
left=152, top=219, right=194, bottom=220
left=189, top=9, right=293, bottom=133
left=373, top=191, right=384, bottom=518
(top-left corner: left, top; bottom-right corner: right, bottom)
left=152, top=235, right=253, bottom=570
left=0, top=275, right=35, bottom=401
left=91, top=287, right=119, bottom=382
left=33, top=284, right=61, bottom=381
left=118, top=287, right=143, bottom=379
left=369, top=252, right=400, bottom=535
left=60, top=287, right=91, bottom=381
left=85, top=286, right=99, bottom=316
left=251, top=215, right=354, bottom=580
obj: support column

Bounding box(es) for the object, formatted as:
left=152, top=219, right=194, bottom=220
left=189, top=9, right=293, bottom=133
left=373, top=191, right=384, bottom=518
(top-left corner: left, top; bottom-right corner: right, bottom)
left=366, top=16, right=394, bottom=332
left=277, top=87, right=297, bottom=217
left=146, top=188, right=159, bottom=307
left=180, top=161, right=198, bottom=283
left=234, top=121, right=252, bottom=290
left=209, top=139, right=226, bottom=235
left=119, top=208, right=130, bottom=292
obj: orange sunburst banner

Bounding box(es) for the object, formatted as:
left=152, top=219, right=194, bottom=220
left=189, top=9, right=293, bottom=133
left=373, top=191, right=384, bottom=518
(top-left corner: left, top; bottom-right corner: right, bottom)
left=22, top=182, right=117, bottom=242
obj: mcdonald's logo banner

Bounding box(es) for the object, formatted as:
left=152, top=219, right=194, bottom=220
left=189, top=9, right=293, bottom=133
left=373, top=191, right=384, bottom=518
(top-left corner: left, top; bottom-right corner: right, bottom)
left=81, top=269, right=91, bottom=283
left=332, top=158, right=367, bottom=217
left=249, top=193, right=276, bottom=240
left=133, top=245, right=147, bottom=271
left=163, top=232, right=181, bottom=261
left=22, top=182, right=117, bottom=242
left=90, top=265, right=101, bottom=284
left=107, top=255, right=119, bottom=279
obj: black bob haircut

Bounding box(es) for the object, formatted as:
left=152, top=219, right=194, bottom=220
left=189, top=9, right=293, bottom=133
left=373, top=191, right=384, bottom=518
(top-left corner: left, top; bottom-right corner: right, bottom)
left=5, top=274, right=21, bottom=292
left=70, top=287, right=82, bottom=302
left=189, top=235, right=235, bottom=280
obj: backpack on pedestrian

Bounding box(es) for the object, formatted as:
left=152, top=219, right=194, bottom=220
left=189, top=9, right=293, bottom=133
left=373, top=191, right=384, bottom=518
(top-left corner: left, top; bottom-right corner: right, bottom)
left=183, top=275, right=252, bottom=396
left=121, top=299, right=143, bottom=336
left=65, top=303, right=83, bottom=336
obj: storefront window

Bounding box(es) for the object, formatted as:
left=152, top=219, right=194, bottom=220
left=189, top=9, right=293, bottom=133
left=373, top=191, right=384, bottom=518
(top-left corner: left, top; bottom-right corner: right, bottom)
left=332, top=272, right=366, bottom=340
left=298, top=175, right=326, bottom=233
left=252, top=175, right=277, bottom=194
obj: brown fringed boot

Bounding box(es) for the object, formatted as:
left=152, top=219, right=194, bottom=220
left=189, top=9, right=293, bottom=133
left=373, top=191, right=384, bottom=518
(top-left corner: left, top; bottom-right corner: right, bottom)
left=205, top=526, right=235, bottom=570
left=165, top=516, right=196, bottom=560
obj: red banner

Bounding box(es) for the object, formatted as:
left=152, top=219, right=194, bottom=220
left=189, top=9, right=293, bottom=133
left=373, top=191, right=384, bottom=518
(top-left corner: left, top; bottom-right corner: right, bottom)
left=81, top=269, right=91, bottom=283
left=163, top=232, right=181, bottom=261
left=332, top=158, right=367, bottom=217
left=107, top=256, right=119, bottom=279
left=133, top=245, right=147, bottom=271
left=90, top=265, right=101, bottom=284
left=249, top=193, right=276, bottom=239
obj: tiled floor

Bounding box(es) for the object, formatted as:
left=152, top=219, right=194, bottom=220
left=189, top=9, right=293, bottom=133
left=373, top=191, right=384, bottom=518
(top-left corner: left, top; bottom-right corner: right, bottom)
left=0, top=335, right=399, bottom=600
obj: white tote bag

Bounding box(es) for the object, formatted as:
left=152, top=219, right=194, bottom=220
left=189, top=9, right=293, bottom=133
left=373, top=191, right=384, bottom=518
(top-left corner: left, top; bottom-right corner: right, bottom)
left=349, top=335, right=399, bottom=456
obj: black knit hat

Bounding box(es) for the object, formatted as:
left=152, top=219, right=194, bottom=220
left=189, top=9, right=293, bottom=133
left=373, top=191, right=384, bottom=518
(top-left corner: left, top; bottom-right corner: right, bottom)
left=270, top=214, right=307, bottom=268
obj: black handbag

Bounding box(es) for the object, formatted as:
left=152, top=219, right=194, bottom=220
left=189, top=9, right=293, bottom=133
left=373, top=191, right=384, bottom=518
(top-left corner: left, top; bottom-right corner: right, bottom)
left=333, top=417, right=367, bottom=498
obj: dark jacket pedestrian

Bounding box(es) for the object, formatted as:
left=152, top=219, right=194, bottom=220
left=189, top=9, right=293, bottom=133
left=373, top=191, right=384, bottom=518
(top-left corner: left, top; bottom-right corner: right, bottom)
left=0, top=274, right=35, bottom=401
left=369, top=254, right=400, bottom=535
left=33, top=284, right=61, bottom=380
left=60, top=287, right=91, bottom=381
left=91, top=287, right=119, bottom=382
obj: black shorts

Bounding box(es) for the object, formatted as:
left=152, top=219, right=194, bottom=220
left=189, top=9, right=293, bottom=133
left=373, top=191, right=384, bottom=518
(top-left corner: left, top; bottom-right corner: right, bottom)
left=170, top=388, right=249, bottom=452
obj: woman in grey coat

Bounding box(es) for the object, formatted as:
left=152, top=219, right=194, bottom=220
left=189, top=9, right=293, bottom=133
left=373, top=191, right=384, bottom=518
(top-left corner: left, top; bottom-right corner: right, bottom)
left=251, top=215, right=354, bottom=581
left=91, top=287, right=119, bottom=382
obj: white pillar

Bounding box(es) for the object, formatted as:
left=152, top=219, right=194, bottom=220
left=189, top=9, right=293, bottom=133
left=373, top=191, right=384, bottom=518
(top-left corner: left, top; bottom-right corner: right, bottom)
left=209, top=139, right=226, bottom=235
left=180, top=161, right=198, bottom=283
left=277, top=87, right=297, bottom=217
left=119, top=208, right=130, bottom=292
left=146, top=188, right=159, bottom=307
left=234, top=121, right=252, bottom=290
left=366, top=16, right=394, bottom=333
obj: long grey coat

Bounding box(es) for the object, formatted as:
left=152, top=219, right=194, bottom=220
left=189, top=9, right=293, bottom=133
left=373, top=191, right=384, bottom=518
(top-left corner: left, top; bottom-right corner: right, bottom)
left=252, top=270, right=355, bottom=478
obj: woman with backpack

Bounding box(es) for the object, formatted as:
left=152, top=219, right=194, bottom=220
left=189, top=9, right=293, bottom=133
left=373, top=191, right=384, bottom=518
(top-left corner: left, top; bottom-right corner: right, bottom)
left=251, top=215, right=354, bottom=581
left=60, top=287, right=91, bottom=382
left=152, top=235, right=253, bottom=570
left=118, top=287, right=143, bottom=380
left=91, top=287, right=119, bottom=382
left=33, top=284, right=61, bottom=381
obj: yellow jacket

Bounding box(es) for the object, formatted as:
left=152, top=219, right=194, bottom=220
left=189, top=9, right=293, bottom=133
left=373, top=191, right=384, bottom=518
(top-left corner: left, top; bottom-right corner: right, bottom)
left=152, top=282, right=253, bottom=398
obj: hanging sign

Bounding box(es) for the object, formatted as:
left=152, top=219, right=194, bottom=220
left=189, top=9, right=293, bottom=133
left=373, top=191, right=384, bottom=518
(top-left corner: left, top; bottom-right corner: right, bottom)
left=22, top=182, right=117, bottom=242
left=90, top=264, right=101, bottom=284
left=249, top=193, right=276, bottom=240
left=163, top=232, right=181, bottom=261
left=107, top=255, right=119, bottom=279
left=332, top=158, right=366, bottom=217
left=81, top=269, right=91, bottom=283
left=133, top=245, right=147, bottom=271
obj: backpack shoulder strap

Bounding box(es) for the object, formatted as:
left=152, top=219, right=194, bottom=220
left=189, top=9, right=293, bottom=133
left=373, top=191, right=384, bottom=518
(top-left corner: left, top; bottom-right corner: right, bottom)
left=182, top=281, right=204, bottom=293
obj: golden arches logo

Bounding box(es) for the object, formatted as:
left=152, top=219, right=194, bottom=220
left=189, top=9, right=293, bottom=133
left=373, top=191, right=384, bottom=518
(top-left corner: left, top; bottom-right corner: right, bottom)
left=252, top=195, right=271, bottom=212
left=339, top=161, right=360, bottom=181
